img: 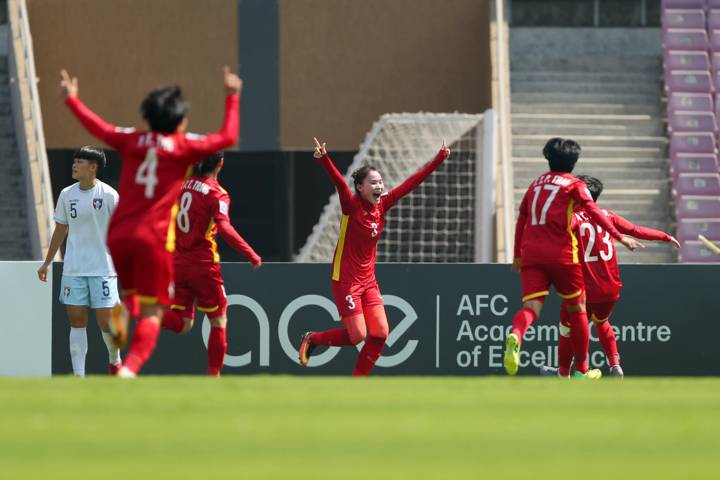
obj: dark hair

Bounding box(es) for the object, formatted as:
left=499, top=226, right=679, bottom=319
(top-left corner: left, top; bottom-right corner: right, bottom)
left=193, top=152, right=223, bottom=176
left=140, top=86, right=189, bottom=133
left=576, top=174, right=604, bottom=202
left=74, top=145, right=106, bottom=169
left=351, top=165, right=379, bottom=193
left=543, top=137, right=581, bottom=173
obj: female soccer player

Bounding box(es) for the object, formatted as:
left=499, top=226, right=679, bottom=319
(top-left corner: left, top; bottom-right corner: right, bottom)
left=298, top=137, right=450, bottom=375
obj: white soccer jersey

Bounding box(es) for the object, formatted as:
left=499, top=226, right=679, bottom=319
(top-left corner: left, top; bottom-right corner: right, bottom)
left=54, top=180, right=118, bottom=276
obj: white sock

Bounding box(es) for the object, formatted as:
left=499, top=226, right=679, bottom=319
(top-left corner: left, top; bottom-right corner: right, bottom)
left=69, top=327, right=88, bottom=377
left=101, top=331, right=122, bottom=366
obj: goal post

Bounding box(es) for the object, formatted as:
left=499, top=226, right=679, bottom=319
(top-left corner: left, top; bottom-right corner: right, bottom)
left=295, top=111, right=497, bottom=263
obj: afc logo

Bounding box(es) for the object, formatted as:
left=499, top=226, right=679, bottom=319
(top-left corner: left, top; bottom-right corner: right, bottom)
left=200, top=293, right=419, bottom=369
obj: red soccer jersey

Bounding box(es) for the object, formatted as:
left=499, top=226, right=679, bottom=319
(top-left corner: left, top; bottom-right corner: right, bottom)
left=514, top=172, right=624, bottom=266
left=174, top=176, right=259, bottom=266
left=64, top=95, right=239, bottom=251
left=573, top=209, right=672, bottom=302
left=318, top=150, right=448, bottom=284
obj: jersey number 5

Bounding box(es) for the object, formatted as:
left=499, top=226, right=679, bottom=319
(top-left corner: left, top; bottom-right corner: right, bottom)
left=176, top=191, right=193, bottom=233
left=136, top=148, right=159, bottom=198
left=530, top=184, right=560, bottom=225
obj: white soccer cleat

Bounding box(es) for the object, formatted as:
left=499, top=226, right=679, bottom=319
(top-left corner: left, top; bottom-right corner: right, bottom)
left=116, top=366, right=136, bottom=379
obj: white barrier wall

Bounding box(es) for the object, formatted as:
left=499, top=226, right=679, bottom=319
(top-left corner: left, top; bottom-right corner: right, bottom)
left=0, top=261, right=51, bottom=376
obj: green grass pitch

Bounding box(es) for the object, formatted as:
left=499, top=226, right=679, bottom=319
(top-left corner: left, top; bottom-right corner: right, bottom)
left=1, top=377, right=718, bottom=479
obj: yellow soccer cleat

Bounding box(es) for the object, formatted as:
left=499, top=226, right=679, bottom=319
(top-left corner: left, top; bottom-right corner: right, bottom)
left=298, top=332, right=316, bottom=368
left=503, top=333, right=520, bottom=376
left=572, top=368, right=602, bottom=380
left=108, top=303, right=129, bottom=349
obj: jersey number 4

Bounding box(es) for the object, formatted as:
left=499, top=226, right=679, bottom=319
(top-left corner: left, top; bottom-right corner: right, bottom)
left=135, top=148, right=159, bottom=198
left=530, top=184, right=560, bottom=225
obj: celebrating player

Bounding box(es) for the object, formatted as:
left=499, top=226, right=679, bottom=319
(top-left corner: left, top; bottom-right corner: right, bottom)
left=298, top=137, right=450, bottom=376
left=60, top=66, right=241, bottom=377
left=544, top=175, right=680, bottom=377
left=505, top=138, right=642, bottom=378
left=37, top=146, right=122, bottom=376
left=160, top=152, right=262, bottom=376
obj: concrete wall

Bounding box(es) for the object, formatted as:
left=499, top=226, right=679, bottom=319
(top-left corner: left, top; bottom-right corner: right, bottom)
left=278, top=0, right=492, bottom=149
left=28, top=0, right=238, bottom=149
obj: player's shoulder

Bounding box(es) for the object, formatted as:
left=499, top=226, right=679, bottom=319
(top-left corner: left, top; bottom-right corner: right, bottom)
left=96, top=180, right=118, bottom=195
left=60, top=182, right=80, bottom=195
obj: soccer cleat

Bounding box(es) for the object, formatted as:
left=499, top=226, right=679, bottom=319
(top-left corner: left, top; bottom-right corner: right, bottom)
left=503, top=333, right=520, bottom=376
left=108, top=303, right=129, bottom=349
left=539, top=365, right=559, bottom=377
left=109, top=361, right=123, bottom=375
left=572, top=368, right=603, bottom=380
left=116, top=366, right=136, bottom=379
left=609, top=365, right=624, bottom=378
left=298, top=332, right=316, bottom=368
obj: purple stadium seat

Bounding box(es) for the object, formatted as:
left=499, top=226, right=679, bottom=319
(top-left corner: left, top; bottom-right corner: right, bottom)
left=663, top=9, right=706, bottom=29
left=713, top=52, right=720, bottom=73
left=663, top=29, right=709, bottom=51
left=666, top=70, right=714, bottom=93
left=678, top=241, right=720, bottom=262
left=710, top=10, right=720, bottom=30
left=675, top=195, right=720, bottom=217
left=676, top=219, right=720, bottom=241
left=665, top=50, right=710, bottom=71
left=668, top=92, right=713, bottom=112
left=669, top=111, right=718, bottom=132
left=670, top=132, right=717, bottom=156
left=711, top=30, right=720, bottom=51
left=671, top=153, right=719, bottom=177
left=673, top=173, right=720, bottom=196
left=709, top=0, right=720, bottom=9
left=663, top=0, right=707, bottom=8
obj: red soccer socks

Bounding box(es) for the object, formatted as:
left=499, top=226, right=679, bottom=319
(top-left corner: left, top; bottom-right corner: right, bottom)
left=511, top=307, right=538, bottom=344
left=352, top=335, right=386, bottom=376
left=567, top=308, right=590, bottom=374
left=208, top=326, right=227, bottom=376
left=161, top=309, right=185, bottom=333
left=122, top=317, right=160, bottom=375
left=594, top=319, right=620, bottom=367
left=310, top=328, right=353, bottom=347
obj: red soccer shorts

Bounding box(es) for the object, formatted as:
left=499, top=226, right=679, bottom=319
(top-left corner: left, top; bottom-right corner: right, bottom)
left=171, top=263, right=227, bottom=319
left=108, top=234, right=174, bottom=306
left=587, top=300, right=617, bottom=321
left=331, top=280, right=384, bottom=318
left=521, top=263, right=585, bottom=304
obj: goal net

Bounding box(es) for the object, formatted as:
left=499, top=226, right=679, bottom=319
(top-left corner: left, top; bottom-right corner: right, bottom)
left=295, top=112, right=496, bottom=263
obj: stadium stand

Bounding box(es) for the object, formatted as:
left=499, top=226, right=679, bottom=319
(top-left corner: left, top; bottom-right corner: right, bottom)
left=662, top=0, right=720, bottom=261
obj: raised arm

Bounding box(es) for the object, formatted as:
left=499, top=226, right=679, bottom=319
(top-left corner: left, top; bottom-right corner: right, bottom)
left=385, top=141, right=450, bottom=209
left=185, top=67, right=241, bottom=158
left=313, top=137, right=353, bottom=212
left=61, top=69, right=129, bottom=151
left=612, top=214, right=680, bottom=248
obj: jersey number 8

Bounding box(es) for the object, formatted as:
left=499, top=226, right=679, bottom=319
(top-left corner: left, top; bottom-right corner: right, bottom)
left=176, top=191, right=193, bottom=233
